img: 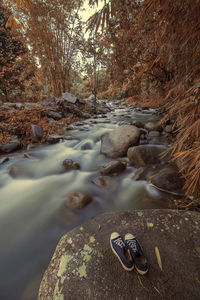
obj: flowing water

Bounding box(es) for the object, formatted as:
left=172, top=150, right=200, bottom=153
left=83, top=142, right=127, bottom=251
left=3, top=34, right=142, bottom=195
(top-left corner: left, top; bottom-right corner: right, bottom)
left=0, top=100, right=165, bottom=300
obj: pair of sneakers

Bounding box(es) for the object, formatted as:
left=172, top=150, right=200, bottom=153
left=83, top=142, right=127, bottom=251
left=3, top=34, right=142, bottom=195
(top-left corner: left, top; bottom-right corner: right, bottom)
left=110, top=232, right=148, bottom=275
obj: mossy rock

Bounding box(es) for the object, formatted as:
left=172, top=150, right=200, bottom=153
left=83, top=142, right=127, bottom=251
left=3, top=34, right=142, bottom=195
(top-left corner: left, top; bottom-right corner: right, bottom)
left=38, top=210, right=200, bottom=300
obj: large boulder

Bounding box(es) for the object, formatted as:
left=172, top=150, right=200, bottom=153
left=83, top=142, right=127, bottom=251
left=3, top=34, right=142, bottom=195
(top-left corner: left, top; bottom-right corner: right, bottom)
left=147, top=166, right=185, bottom=194
left=38, top=210, right=200, bottom=300
left=127, top=145, right=167, bottom=168
left=101, top=125, right=140, bottom=158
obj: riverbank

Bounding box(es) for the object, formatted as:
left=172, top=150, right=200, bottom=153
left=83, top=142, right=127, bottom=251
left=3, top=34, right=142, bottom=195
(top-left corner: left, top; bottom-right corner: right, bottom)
left=0, top=96, right=165, bottom=151
left=0, top=96, right=103, bottom=151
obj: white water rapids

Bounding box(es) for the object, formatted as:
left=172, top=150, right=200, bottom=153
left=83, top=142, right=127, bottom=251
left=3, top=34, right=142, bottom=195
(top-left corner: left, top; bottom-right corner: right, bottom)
left=0, top=100, right=165, bottom=300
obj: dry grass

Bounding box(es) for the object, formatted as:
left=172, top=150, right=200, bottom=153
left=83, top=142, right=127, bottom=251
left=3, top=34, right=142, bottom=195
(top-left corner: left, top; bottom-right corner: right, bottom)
left=126, top=95, right=165, bottom=108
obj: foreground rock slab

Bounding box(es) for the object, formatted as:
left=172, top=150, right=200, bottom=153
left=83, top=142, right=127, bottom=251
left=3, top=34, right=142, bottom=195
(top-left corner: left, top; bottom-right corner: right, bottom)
left=101, top=125, right=140, bottom=158
left=38, top=210, right=200, bottom=300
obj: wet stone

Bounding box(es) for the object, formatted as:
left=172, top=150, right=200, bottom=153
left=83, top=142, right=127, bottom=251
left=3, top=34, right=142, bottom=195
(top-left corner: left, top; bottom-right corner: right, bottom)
left=0, top=140, right=21, bottom=154
left=81, top=142, right=93, bottom=150
left=132, top=164, right=167, bottom=181
left=127, top=145, right=168, bottom=168
left=101, top=125, right=140, bottom=158
left=9, top=165, right=33, bottom=178
left=131, top=121, right=144, bottom=128
left=47, top=134, right=63, bottom=144
left=148, top=130, right=160, bottom=137
left=0, top=156, right=9, bottom=165
left=91, top=176, right=118, bottom=191
left=145, top=122, right=161, bottom=132
left=147, top=166, right=185, bottom=194
left=27, top=144, right=37, bottom=150
left=99, top=160, right=126, bottom=175
left=63, top=159, right=80, bottom=171
left=24, top=153, right=33, bottom=159
left=65, top=191, right=92, bottom=209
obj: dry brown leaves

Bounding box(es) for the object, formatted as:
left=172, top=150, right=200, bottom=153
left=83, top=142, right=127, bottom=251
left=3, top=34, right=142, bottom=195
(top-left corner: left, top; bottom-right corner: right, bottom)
left=0, top=108, right=82, bottom=147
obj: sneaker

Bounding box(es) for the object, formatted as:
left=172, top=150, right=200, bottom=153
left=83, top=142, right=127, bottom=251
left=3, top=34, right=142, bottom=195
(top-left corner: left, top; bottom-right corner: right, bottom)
left=110, top=232, right=134, bottom=271
left=124, top=233, right=148, bottom=275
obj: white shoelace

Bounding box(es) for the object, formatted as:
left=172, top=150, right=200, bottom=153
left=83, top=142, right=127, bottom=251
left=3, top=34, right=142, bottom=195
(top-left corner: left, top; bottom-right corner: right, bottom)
left=127, top=239, right=137, bottom=251
left=114, top=238, right=125, bottom=248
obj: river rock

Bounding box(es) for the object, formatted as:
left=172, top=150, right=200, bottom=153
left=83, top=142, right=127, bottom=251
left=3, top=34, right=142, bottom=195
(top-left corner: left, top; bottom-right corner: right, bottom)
left=0, top=140, right=21, bottom=154
left=91, top=176, right=118, bottom=191
left=81, top=112, right=91, bottom=119
left=0, top=156, right=9, bottom=165
left=63, top=159, right=80, bottom=171
left=127, top=145, right=168, bottom=167
left=14, top=102, right=23, bottom=110
left=25, top=104, right=34, bottom=110
left=148, top=136, right=170, bottom=146
left=65, top=192, right=92, bottom=209
left=88, top=94, right=96, bottom=101
left=62, top=92, right=77, bottom=104
left=132, top=164, right=165, bottom=181
left=47, top=110, right=62, bottom=120
left=9, top=165, right=33, bottom=178
left=38, top=209, right=200, bottom=300
left=81, top=142, right=93, bottom=150
left=47, top=135, right=63, bottom=144
left=24, top=153, right=33, bottom=159
left=131, top=121, right=144, bottom=128
left=99, top=160, right=126, bottom=175
left=145, top=122, right=162, bottom=132
left=164, top=124, right=173, bottom=133
left=100, top=125, right=140, bottom=158
left=147, top=166, right=185, bottom=194
left=148, top=130, right=160, bottom=137
left=31, top=124, right=43, bottom=142
left=27, top=144, right=37, bottom=150
left=42, top=98, right=56, bottom=105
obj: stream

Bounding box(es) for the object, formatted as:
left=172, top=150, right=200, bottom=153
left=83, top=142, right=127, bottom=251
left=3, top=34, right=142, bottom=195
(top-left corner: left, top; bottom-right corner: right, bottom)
left=0, top=100, right=165, bottom=300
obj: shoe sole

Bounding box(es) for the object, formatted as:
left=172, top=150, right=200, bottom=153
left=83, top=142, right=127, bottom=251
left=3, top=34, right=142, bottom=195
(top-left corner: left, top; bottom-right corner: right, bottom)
left=110, top=239, right=134, bottom=272
left=135, top=266, right=148, bottom=275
